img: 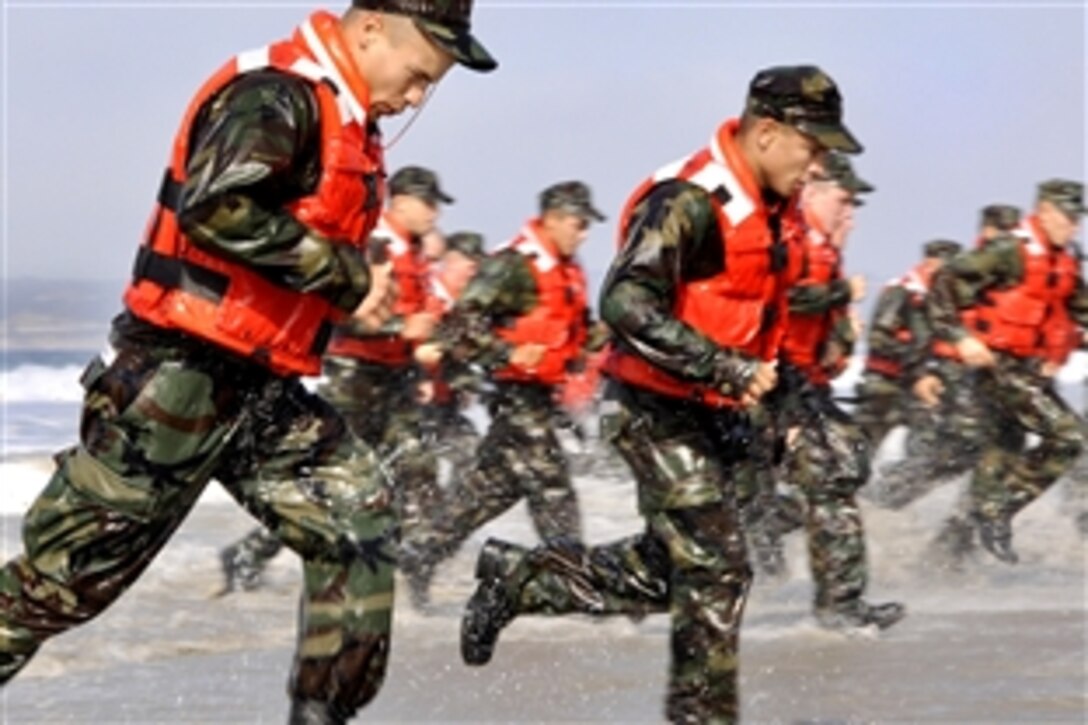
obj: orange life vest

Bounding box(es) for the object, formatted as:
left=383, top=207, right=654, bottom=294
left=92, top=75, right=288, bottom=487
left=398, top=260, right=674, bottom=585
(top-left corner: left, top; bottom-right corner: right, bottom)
left=781, top=218, right=844, bottom=384
left=492, top=221, right=589, bottom=386
left=124, top=11, right=384, bottom=377
left=603, top=118, right=802, bottom=408
left=968, top=217, right=1080, bottom=360
left=325, top=212, right=430, bottom=366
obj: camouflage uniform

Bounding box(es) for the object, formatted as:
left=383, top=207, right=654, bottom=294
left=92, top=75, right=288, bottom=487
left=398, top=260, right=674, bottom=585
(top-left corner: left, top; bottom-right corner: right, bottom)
left=871, top=209, right=1021, bottom=511
left=220, top=167, right=457, bottom=592
left=458, top=66, right=864, bottom=725
left=927, top=183, right=1088, bottom=562
left=770, top=153, right=901, bottom=625
left=0, top=72, right=400, bottom=716
left=399, top=183, right=607, bottom=601
left=854, top=239, right=961, bottom=448
left=0, top=3, right=497, bottom=719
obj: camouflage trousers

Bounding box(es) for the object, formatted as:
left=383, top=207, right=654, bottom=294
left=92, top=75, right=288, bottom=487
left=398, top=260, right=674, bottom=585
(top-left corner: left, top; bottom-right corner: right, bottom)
left=419, top=382, right=581, bottom=566
left=734, top=405, right=803, bottom=578
left=484, top=383, right=754, bottom=724
left=0, top=336, right=396, bottom=715
left=968, top=356, right=1084, bottom=526
left=778, top=386, right=874, bottom=609
left=220, top=356, right=441, bottom=582
left=869, top=359, right=1002, bottom=509
left=853, top=371, right=909, bottom=448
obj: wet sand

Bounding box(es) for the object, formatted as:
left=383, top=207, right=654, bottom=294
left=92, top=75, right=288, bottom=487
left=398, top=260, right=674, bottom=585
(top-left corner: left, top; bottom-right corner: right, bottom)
left=1, top=463, right=1085, bottom=723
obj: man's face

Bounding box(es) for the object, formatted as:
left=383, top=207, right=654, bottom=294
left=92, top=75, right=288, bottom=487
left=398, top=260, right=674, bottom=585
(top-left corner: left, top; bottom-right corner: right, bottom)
left=391, top=194, right=439, bottom=236
left=803, top=179, right=853, bottom=240
left=347, top=13, right=455, bottom=118
left=1037, top=201, right=1081, bottom=247
left=442, top=250, right=479, bottom=297
left=421, top=229, right=447, bottom=261
left=922, top=256, right=944, bottom=275
left=756, top=119, right=827, bottom=198
left=541, top=210, right=589, bottom=257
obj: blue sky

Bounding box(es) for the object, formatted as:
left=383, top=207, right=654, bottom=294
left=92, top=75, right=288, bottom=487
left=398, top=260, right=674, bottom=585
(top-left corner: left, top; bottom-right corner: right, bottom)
left=3, top=1, right=1085, bottom=307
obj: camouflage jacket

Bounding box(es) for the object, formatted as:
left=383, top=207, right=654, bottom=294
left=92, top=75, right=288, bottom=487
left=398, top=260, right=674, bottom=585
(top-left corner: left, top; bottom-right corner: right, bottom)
left=928, top=234, right=1088, bottom=343
left=599, top=180, right=789, bottom=393
left=433, top=247, right=607, bottom=383
left=866, top=283, right=932, bottom=380
left=174, top=70, right=371, bottom=313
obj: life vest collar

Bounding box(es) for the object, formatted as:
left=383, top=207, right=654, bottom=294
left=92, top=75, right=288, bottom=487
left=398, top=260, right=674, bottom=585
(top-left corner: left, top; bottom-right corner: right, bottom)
left=294, top=10, right=371, bottom=127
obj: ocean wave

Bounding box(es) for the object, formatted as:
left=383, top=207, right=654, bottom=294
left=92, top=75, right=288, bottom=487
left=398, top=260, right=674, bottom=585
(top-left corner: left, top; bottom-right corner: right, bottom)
left=1, top=364, right=85, bottom=403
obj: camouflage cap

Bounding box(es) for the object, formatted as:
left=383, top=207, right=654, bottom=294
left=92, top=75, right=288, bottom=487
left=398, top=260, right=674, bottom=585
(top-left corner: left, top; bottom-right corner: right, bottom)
left=815, top=152, right=874, bottom=195
left=540, top=181, right=606, bottom=223
left=979, top=204, right=1021, bottom=231
left=352, top=0, right=497, bottom=72
left=388, top=165, right=454, bottom=205
left=746, top=65, right=862, bottom=154
left=923, top=238, right=962, bottom=260
left=1036, top=179, right=1086, bottom=218
left=446, top=231, right=485, bottom=259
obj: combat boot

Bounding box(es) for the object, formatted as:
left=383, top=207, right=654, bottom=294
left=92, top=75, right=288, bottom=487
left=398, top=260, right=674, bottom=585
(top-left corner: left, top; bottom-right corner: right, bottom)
left=930, top=514, right=976, bottom=566
left=288, top=699, right=350, bottom=725
left=460, top=539, right=523, bottom=666
left=396, top=542, right=436, bottom=611
left=972, top=513, right=1018, bottom=564
left=218, top=544, right=263, bottom=595
left=816, top=599, right=906, bottom=632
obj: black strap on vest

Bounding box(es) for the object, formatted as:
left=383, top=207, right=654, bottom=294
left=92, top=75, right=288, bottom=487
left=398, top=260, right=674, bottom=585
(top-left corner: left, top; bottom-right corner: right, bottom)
left=132, top=246, right=230, bottom=303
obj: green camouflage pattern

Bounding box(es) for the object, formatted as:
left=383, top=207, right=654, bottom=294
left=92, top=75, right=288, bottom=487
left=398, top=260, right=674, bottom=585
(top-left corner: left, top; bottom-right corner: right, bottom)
left=599, top=180, right=762, bottom=396
left=778, top=380, right=873, bottom=609
left=482, top=381, right=755, bottom=723
left=853, top=371, right=908, bottom=450
left=968, top=355, right=1084, bottom=526
left=355, top=0, right=497, bottom=72
left=178, top=71, right=371, bottom=313
left=417, top=382, right=582, bottom=568
left=867, top=358, right=998, bottom=509
left=1036, top=178, right=1086, bottom=217
left=539, top=180, right=607, bottom=222
left=818, top=152, right=874, bottom=194
left=388, top=165, right=454, bottom=205
left=433, top=249, right=538, bottom=374
left=979, top=205, right=1021, bottom=232
left=0, top=320, right=396, bottom=715
left=746, top=65, right=862, bottom=153
left=854, top=276, right=936, bottom=444
left=928, top=235, right=1088, bottom=345
left=319, top=356, right=444, bottom=552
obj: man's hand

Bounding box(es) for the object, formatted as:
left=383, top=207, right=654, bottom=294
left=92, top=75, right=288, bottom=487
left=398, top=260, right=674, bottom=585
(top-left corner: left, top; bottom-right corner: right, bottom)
left=402, top=312, right=437, bottom=342
left=849, top=275, right=867, bottom=302
left=352, top=260, right=395, bottom=331
left=1040, top=360, right=1062, bottom=378
left=740, top=361, right=778, bottom=406
left=912, top=374, right=944, bottom=408
left=955, top=335, right=996, bottom=368
left=414, top=342, right=444, bottom=367
left=510, top=343, right=548, bottom=370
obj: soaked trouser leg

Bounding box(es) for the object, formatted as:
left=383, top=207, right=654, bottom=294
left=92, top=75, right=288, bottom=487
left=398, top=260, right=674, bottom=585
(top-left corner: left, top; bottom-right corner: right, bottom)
left=321, top=357, right=442, bottom=553
left=0, top=344, right=397, bottom=719
left=874, top=360, right=988, bottom=508
left=221, top=526, right=284, bottom=591
left=783, top=390, right=873, bottom=611
left=484, top=386, right=753, bottom=723
left=853, top=371, right=906, bottom=450
left=427, top=383, right=581, bottom=563
left=970, top=362, right=1084, bottom=526
left=216, top=380, right=396, bottom=716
